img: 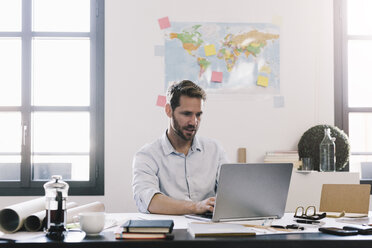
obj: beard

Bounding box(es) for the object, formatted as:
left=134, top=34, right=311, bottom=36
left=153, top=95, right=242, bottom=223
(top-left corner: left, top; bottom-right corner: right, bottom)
left=171, top=113, right=198, bottom=141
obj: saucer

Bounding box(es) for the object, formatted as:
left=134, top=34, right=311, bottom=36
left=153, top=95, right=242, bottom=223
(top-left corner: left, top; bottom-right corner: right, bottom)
left=85, top=232, right=102, bottom=236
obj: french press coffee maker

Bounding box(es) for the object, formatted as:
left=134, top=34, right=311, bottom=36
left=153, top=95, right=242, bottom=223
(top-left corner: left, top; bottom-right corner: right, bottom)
left=43, top=175, right=69, bottom=240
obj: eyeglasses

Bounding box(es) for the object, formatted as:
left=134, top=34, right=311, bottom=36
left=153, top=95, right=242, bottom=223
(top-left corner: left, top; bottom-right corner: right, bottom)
left=294, top=206, right=326, bottom=220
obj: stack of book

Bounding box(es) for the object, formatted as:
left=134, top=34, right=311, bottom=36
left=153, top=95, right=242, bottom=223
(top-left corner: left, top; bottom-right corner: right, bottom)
left=114, top=219, right=174, bottom=239
left=264, top=151, right=301, bottom=169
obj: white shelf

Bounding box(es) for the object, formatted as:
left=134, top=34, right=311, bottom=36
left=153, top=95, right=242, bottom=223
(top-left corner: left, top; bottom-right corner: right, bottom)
left=285, top=171, right=360, bottom=212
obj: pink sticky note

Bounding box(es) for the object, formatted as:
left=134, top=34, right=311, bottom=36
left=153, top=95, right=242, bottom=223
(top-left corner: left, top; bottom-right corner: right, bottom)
left=156, top=95, right=166, bottom=107
left=211, top=71, right=223, bottom=83
left=158, top=17, right=171, bottom=30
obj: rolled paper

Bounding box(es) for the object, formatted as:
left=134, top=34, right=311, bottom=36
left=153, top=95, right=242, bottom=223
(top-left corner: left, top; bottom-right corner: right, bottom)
left=0, top=197, right=45, bottom=233
left=24, top=202, right=78, bottom=232
left=66, top=202, right=105, bottom=224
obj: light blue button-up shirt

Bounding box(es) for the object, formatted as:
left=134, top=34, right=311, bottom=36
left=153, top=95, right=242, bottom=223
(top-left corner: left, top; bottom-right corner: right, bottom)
left=132, top=132, right=229, bottom=213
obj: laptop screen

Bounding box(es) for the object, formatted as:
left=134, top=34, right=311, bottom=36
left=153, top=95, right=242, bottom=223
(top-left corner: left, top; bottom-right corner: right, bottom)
left=212, top=163, right=293, bottom=221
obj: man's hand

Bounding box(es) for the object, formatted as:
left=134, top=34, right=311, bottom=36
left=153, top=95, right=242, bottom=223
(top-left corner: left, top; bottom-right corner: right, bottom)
left=147, top=194, right=216, bottom=215
left=193, top=197, right=215, bottom=214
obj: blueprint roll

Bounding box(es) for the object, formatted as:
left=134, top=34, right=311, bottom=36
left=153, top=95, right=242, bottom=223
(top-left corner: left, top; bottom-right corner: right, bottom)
left=24, top=202, right=78, bottom=232
left=0, top=197, right=45, bottom=233
left=66, top=202, right=105, bottom=223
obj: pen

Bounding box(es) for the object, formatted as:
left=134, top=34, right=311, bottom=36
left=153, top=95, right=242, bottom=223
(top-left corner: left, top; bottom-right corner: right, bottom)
left=295, top=219, right=320, bottom=224
left=270, top=225, right=304, bottom=230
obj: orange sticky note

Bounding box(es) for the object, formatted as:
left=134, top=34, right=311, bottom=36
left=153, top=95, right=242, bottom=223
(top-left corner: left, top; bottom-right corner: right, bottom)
left=257, top=75, right=269, bottom=87
left=156, top=95, right=166, bottom=107
left=204, top=44, right=216, bottom=56
left=158, top=17, right=171, bottom=30
left=211, top=71, right=223, bottom=83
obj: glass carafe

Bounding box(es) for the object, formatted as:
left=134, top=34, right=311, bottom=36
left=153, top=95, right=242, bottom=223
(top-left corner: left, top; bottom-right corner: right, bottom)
left=319, top=128, right=336, bottom=172
left=44, top=175, right=69, bottom=240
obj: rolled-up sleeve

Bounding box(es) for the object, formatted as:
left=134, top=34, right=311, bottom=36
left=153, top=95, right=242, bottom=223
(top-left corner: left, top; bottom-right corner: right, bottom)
left=132, top=150, right=162, bottom=213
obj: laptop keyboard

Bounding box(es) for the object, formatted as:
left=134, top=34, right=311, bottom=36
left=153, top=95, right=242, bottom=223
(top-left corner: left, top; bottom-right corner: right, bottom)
left=199, top=212, right=213, bottom=219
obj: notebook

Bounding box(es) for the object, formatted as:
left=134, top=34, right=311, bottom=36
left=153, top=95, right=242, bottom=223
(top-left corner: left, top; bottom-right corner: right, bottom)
left=185, top=163, right=293, bottom=222
left=120, top=219, right=174, bottom=233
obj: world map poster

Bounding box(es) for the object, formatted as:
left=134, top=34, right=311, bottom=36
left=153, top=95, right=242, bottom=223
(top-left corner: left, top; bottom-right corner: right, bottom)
left=164, top=22, right=280, bottom=94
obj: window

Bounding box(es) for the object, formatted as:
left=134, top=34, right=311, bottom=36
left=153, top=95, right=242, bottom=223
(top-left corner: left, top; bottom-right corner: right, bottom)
left=334, top=0, right=372, bottom=183
left=0, top=0, right=104, bottom=195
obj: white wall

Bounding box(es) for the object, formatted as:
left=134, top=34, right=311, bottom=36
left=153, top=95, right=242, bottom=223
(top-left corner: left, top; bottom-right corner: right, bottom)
left=0, top=0, right=335, bottom=212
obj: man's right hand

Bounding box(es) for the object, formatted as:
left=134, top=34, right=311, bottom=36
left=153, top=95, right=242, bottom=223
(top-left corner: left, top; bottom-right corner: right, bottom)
left=193, top=197, right=215, bottom=214
left=147, top=194, right=216, bottom=215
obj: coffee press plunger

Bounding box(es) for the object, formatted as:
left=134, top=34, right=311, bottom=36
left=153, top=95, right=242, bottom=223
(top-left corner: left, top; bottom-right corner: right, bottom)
left=43, top=175, right=69, bottom=240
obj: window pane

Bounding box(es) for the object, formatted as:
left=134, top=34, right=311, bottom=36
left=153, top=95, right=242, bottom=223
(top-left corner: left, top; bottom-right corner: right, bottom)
left=0, top=0, right=21, bottom=31
left=349, top=156, right=372, bottom=179
left=32, top=0, right=90, bottom=32
left=0, top=161, right=20, bottom=181
left=348, top=40, right=372, bottom=107
left=349, top=113, right=372, bottom=152
left=360, top=161, right=372, bottom=179
left=0, top=112, right=21, bottom=181
left=31, top=112, right=90, bottom=153
left=32, top=38, right=90, bottom=106
left=32, top=156, right=89, bottom=181
left=348, top=0, right=372, bottom=35
left=0, top=38, right=21, bottom=106
left=0, top=112, right=22, bottom=153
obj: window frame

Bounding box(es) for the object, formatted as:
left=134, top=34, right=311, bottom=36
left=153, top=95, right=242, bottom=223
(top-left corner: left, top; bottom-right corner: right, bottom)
left=0, top=0, right=104, bottom=195
left=334, top=0, right=372, bottom=188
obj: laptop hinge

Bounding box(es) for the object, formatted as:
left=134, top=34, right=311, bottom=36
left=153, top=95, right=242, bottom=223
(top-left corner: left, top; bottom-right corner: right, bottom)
left=218, top=216, right=279, bottom=222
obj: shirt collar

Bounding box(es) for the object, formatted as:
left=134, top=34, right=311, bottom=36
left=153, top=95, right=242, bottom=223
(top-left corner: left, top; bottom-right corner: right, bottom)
left=161, top=132, right=176, bottom=155
left=191, top=135, right=202, bottom=152
left=161, top=130, right=202, bottom=155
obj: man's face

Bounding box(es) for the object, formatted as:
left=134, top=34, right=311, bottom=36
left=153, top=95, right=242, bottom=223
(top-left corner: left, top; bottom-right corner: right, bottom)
left=169, top=95, right=203, bottom=141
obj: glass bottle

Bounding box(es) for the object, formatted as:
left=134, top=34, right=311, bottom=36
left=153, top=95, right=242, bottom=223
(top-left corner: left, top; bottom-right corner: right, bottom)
left=44, top=175, right=69, bottom=240
left=319, top=128, right=336, bottom=172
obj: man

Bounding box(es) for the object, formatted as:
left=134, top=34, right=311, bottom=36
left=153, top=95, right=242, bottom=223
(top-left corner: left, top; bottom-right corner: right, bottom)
left=132, top=80, right=229, bottom=215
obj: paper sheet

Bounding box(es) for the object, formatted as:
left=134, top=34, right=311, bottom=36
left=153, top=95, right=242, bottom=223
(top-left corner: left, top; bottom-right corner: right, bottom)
left=156, top=95, right=166, bottom=107
left=158, top=17, right=171, bottom=29
left=204, top=44, right=216, bottom=56
left=211, top=71, right=223, bottom=82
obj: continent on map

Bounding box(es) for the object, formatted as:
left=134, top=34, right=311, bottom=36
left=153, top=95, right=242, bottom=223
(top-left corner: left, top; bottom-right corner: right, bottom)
left=197, top=57, right=211, bottom=78
left=217, top=30, right=279, bottom=72
left=217, top=48, right=238, bottom=72
left=169, top=25, right=204, bottom=56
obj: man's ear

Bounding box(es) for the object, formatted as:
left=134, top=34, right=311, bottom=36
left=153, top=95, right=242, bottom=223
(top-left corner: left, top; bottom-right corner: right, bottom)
left=165, top=103, right=172, bottom=118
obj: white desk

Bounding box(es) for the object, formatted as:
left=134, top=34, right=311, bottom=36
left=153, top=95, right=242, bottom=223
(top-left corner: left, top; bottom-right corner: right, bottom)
left=104, top=212, right=371, bottom=234
left=1, top=212, right=371, bottom=247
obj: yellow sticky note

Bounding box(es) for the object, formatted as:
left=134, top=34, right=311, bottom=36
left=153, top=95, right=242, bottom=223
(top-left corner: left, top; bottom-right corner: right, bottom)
left=257, top=75, right=269, bottom=87
left=204, top=44, right=216, bottom=56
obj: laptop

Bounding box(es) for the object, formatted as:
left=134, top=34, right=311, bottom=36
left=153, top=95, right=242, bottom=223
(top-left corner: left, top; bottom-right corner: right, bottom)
left=185, top=163, right=293, bottom=222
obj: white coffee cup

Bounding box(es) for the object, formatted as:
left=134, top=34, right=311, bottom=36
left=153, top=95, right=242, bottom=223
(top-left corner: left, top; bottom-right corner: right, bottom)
left=78, top=212, right=105, bottom=236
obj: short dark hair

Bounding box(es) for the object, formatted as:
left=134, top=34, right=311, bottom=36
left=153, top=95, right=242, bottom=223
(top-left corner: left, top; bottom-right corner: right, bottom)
left=167, top=80, right=206, bottom=110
